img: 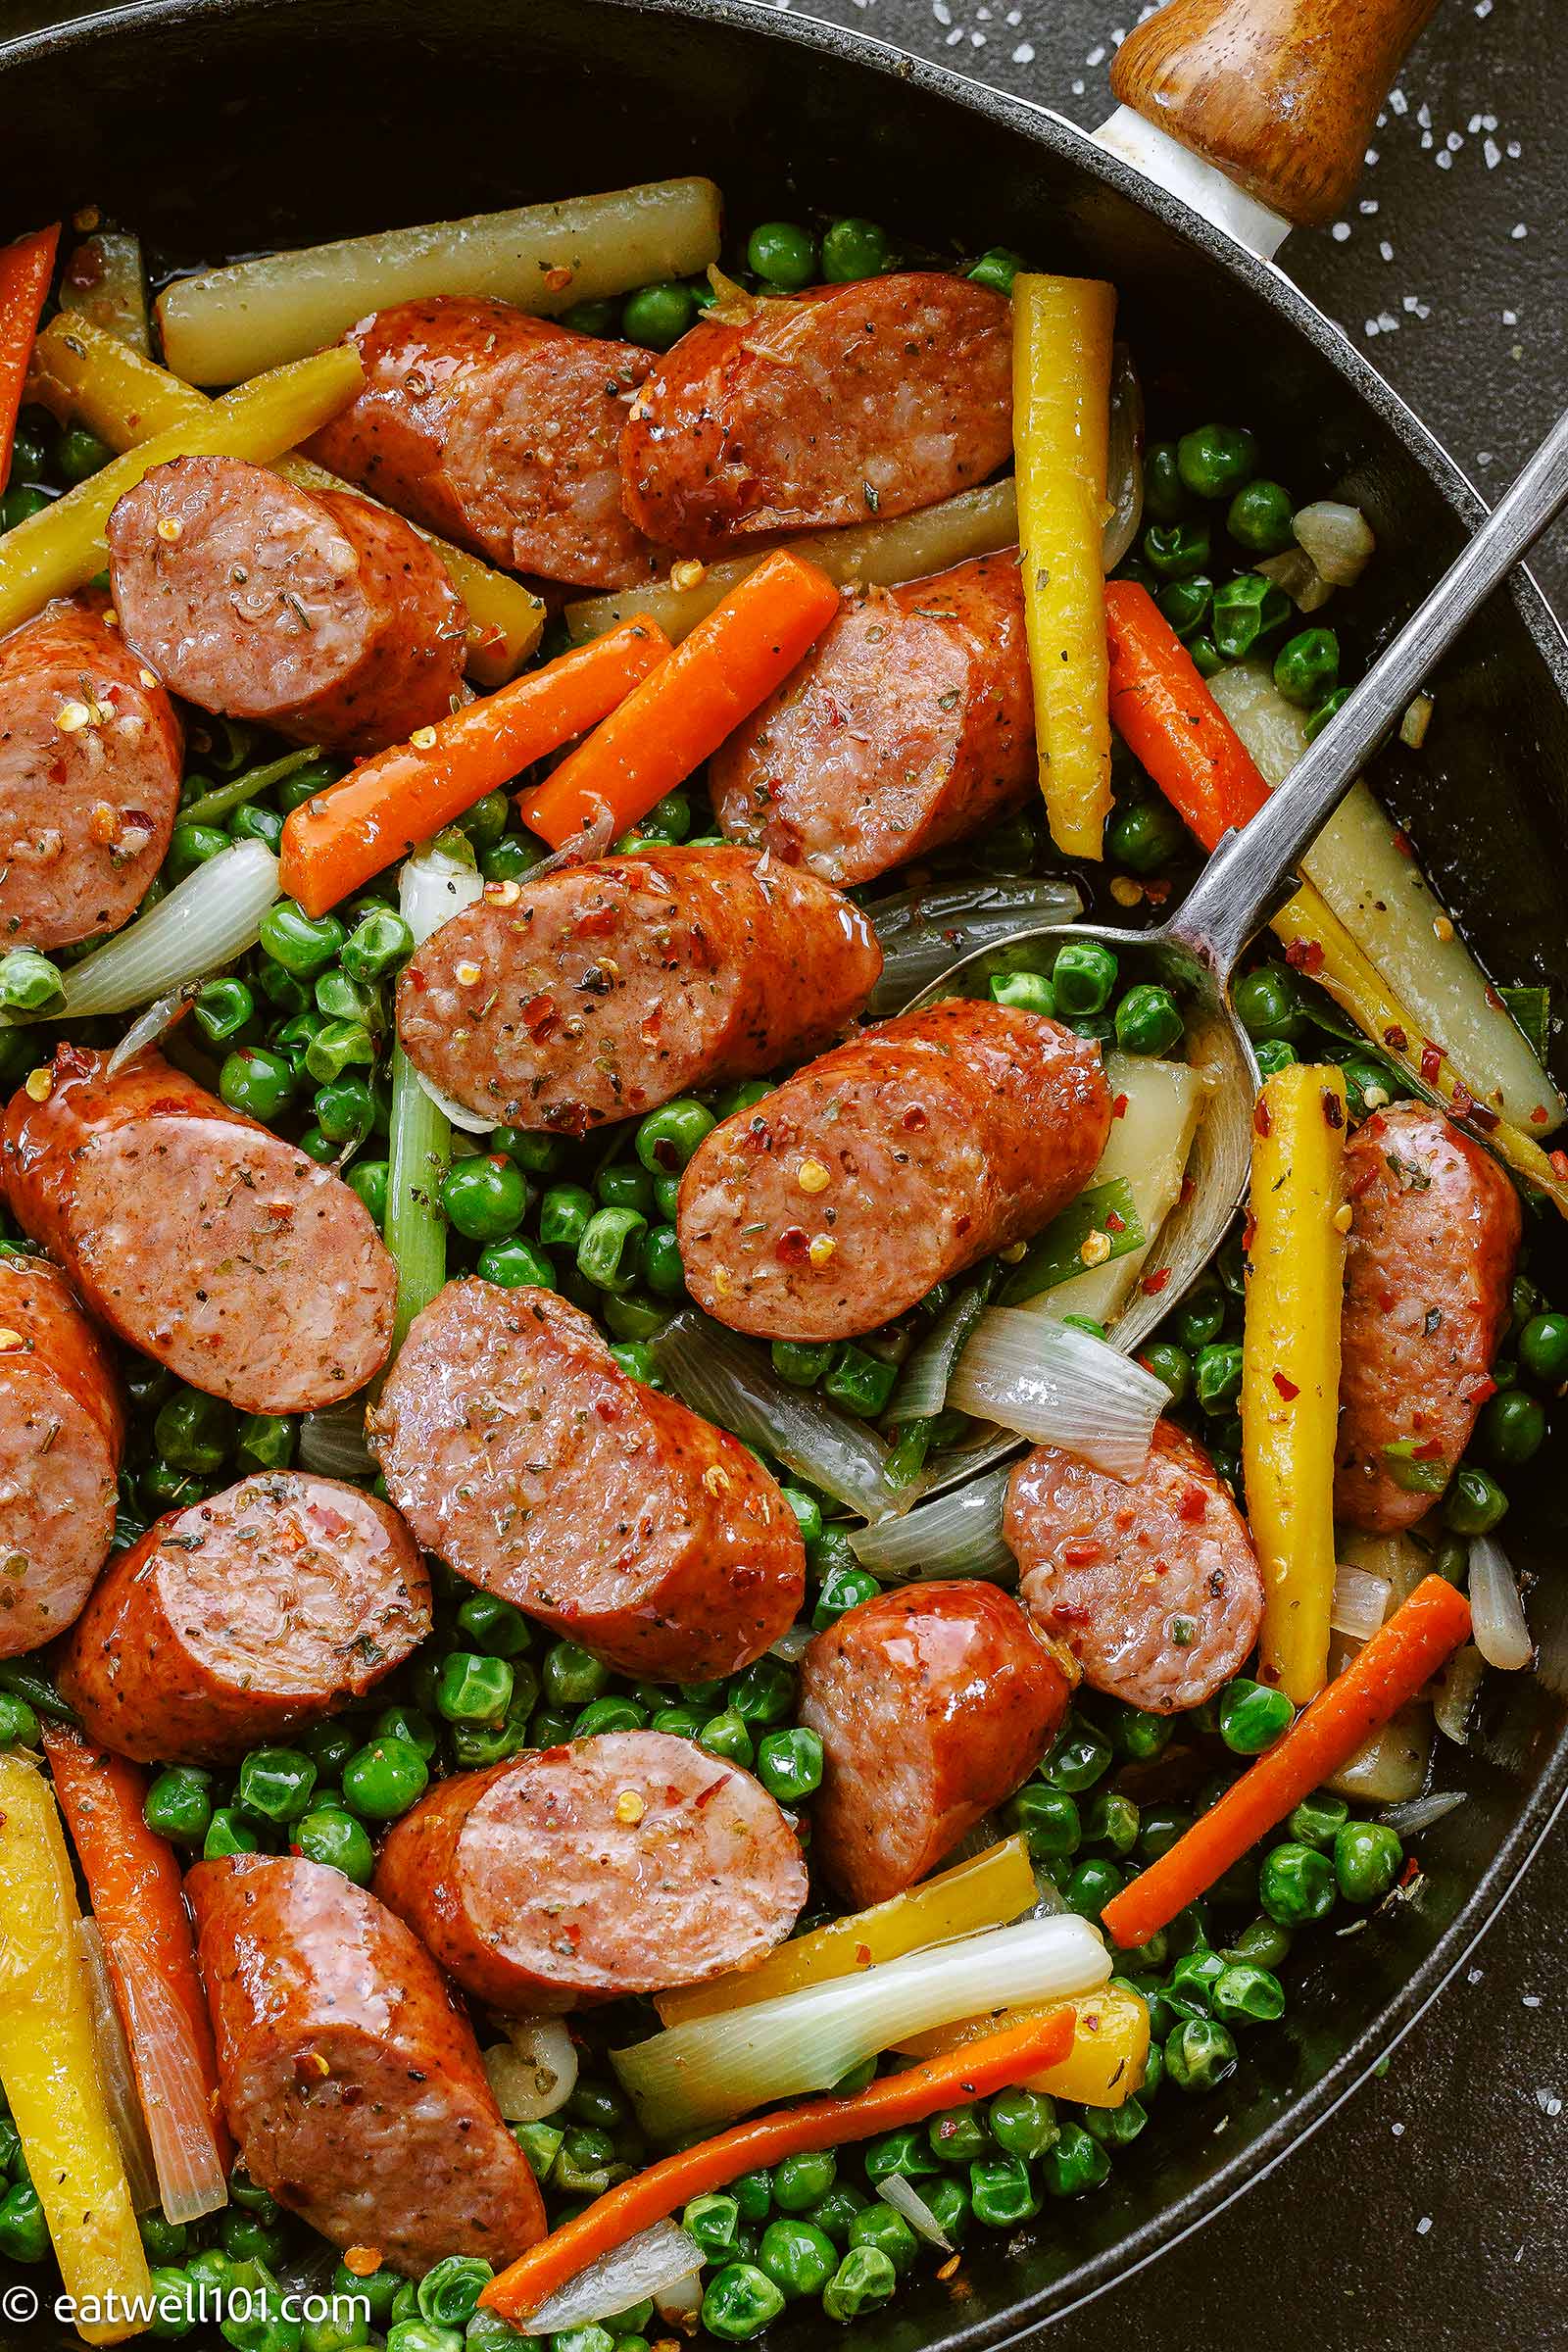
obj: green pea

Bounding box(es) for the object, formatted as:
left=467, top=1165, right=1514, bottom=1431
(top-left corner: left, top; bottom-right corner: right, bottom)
left=802, top=2186, right=864, bottom=2249
left=988, top=2087, right=1058, bottom=2161
left=1157, top=570, right=1213, bottom=638
left=140, top=1765, right=213, bottom=1846
left=811, top=1562, right=880, bottom=1628
left=571, top=1695, right=644, bottom=1738
left=194, top=976, right=256, bottom=1044
left=1004, top=1781, right=1081, bottom=1860
left=863, top=2126, right=941, bottom=2185
left=729, top=1655, right=795, bottom=1727
left=237, top=1745, right=318, bottom=1824
left=573, top=1205, right=645, bottom=1294
left=1143, top=519, right=1210, bottom=580
left=1084, top=1790, right=1141, bottom=1856
left=1142, top=442, right=1189, bottom=524
left=1211, top=1961, right=1286, bottom=2025
left=1064, top=1856, right=1125, bottom=1921
left=1177, top=422, right=1257, bottom=500
left=54, top=422, right=114, bottom=482
left=823, top=1343, right=898, bottom=1418
left=220, top=2206, right=287, bottom=2265
left=451, top=1592, right=529, bottom=1660
left=292, top=1805, right=375, bottom=1884
left=746, top=220, right=818, bottom=289
left=1044, top=1715, right=1113, bottom=1792
left=729, top=2168, right=772, bottom=2222
left=632, top=1098, right=716, bottom=1177
left=772, top=1339, right=834, bottom=1388
left=990, top=969, right=1055, bottom=1017
left=481, top=835, right=544, bottom=883
left=1217, top=1677, right=1294, bottom=1755
left=542, top=1640, right=611, bottom=1708
left=1251, top=1038, right=1296, bottom=1078
left=1304, top=684, right=1349, bottom=741
left=1232, top=961, right=1304, bottom=1044
left=621, top=281, right=697, bottom=350
left=303, top=1016, right=375, bottom=1085
left=304, top=1719, right=361, bottom=1775
left=440, top=1154, right=528, bottom=1243
left=0, top=2180, right=47, bottom=2260
left=742, top=1725, right=817, bottom=1808
left=1051, top=937, right=1118, bottom=1017
left=1188, top=631, right=1225, bottom=676
left=1274, top=626, right=1340, bottom=709
left=337, top=907, right=411, bottom=982
left=0, top=483, right=51, bottom=528
left=153, top=1386, right=236, bottom=1476
left=1444, top=1465, right=1508, bottom=1535
left=315, top=966, right=376, bottom=1026
left=1108, top=795, right=1187, bottom=874
left=1133, top=1345, right=1189, bottom=1409
left=539, top=1183, right=596, bottom=1250
left=821, top=2242, right=896, bottom=2321
left=341, top=1734, right=428, bottom=1820
left=472, top=1236, right=552, bottom=1294
left=779, top=1489, right=823, bottom=1550
left=1114, top=983, right=1185, bottom=1056
left=820, top=217, right=891, bottom=283
left=488, top=1127, right=560, bottom=1176
left=219, top=1045, right=296, bottom=1121
left=966, top=244, right=1025, bottom=296
left=260, top=899, right=347, bottom=978
left=312, top=1075, right=375, bottom=1147
left=1225, top=1913, right=1294, bottom=1971
left=1518, top=1308, right=1568, bottom=1383
left=1195, top=1341, right=1245, bottom=1416
left=1334, top=1819, right=1403, bottom=1902
left=6, top=417, right=46, bottom=476
left=1224, top=474, right=1295, bottom=552
left=1165, top=2015, right=1238, bottom=2093
left=0, top=1690, right=38, bottom=1748
left=970, top=2151, right=1042, bottom=2225
left=437, top=1651, right=514, bottom=1725
left=1211, top=572, right=1292, bottom=659
left=1258, top=1838, right=1336, bottom=1925
left=699, top=1707, right=754, bottom=1767
left=701, top=2260, right=785, bottom=2339
left=1478, top=1389, right=1546, bottom=1467
left=562, top=295, right=620, bottom=336
left=163, top=817, right=231, bottom=883
left=416, top=2255, right=492, bottom=2328
left=203, top=1807, right=259, bottom=1858
left=386, top=2326, right=461, bottom=2352
left=1289, top=1790, right=1349, bottom=1849
left=683, top=2191, right=741, bottom=2257
left=334, top=1159, right=386, bottom=1227
left=608, top=1337, right=658, bottom=1381
left=145, top=2265, right=201, bottom=2341
left=1082, top=2092, right=1149, bottom=2149
left=759, top=2215, right=836, bottom=2298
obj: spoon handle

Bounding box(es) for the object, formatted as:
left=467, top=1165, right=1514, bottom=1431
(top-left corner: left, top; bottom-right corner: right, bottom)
left=1172, top=406, right=1568, bottom=977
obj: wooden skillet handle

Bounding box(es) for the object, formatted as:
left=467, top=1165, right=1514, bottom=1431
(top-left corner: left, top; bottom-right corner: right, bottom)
left=1109, top=0, right=1443, bottom=227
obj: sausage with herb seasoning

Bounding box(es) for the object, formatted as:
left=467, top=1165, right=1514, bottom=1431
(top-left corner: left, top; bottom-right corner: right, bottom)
left=0, top=1254, right=123, bottom=1657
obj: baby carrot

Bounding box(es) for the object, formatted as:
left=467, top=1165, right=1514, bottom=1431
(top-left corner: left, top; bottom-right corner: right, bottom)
left=0, top=221, right=59, bottom=486
left=1104, top=578, right=1270, bottom=852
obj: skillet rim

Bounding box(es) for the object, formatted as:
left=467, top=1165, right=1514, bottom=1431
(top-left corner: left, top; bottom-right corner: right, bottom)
left=0, top=0, right=1564, bottom=2340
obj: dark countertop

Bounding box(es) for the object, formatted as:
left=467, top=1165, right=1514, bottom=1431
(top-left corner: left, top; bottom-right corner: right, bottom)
left=778, top=1, right=1566, bottom=2343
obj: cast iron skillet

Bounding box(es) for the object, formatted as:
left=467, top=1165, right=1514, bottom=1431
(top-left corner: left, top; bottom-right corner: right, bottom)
left=0, top=0, right=1564, bottom=2343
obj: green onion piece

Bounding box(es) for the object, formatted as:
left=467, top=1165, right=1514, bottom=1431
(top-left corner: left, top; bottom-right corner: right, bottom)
left=1499, top=984, right=1550, bottom=1066
left=179, top=746, right=324, bottom=827
left=1380, top=1438, right=1450, bottom=1494
left=999, top=1179, right=1145, bottom=1305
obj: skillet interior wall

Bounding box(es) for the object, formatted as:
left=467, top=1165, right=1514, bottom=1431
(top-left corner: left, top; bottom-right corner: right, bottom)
left=0, top=2, right=1565, bottom=2345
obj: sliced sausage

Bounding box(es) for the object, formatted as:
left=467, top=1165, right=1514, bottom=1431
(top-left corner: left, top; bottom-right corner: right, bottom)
left=106, top=455, right=466, bottom=758
left=368, top=1280, right=804, bottom=1678
left=1335, top=1102, right=1521, bottom=1534
left=373, top=1730, right=808, bottom=2012
left=799, top=1583, right=1070, bottom=1907
left=619, top=273, right=1012, bottom=556
left=188, top=1854, right=545, bottom=2276
left=0, top=598, right=182, bottom=951
left=677, top=1000, right=1111, bottom=1342
left=396, top=844, right=882, bottom=1135
left=308, top=297, right=662, bottom=590
left=0, top=1254, right=123, bottom=1656
left=2, top=1046, right=396, bottom=1413
left=710, top=554, right=1033, bottom=887
left=59, top=1471, right=430, bottom=1763
left=1004, top=1420, right=1264, bottom=1713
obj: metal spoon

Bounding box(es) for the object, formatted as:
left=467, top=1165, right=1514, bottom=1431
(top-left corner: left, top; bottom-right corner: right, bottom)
left=911, top=407, right=1568, bottom=1356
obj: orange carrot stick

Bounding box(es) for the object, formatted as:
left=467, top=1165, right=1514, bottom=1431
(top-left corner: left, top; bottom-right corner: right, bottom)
left=1104, top=578, right=1270, bottom=854
left=42, top=1727, right=231, bottom=2204
left=278, top=617, right=669, bottom=916
left=1100, top=1576, right=1472, bottom=1951
left=0, top=222, right=59, bottom=488
left=481, top=2008, right=1074, bottom=2323
left=518, top=548, right=842, bottom=850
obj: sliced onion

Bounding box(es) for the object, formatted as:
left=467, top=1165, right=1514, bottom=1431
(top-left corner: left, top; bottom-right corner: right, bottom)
left=1400, top=692, right=1435, bottom=750
left=398, top=831, right=492, bottom=1129
left=96, top=1920, right=228, bottom=2223
left=768, top=1623, right=814, bottom=1663
left=482, top=2017, right=577, bottom=2122
left=523, top=2220, right=704, bottom=2334
left=1257, top=546, right=1334, bottom=613
left=107, top=984, right=197, bottom=1077
left=876, top=2173, right=954, bottom=2251
left=650, top=1309, right=900, bottom=1523
left=42, top=839, right=278, bottom=1020
left=655, top=2271, right=704, bottom=2325
left=1293, top=499, right=1376, bottom=588
left=1330, top=1561, right=1393, bottom=1644
left=850, top=1462, right=1015, bottom=1583
left=77, top=1920, right=160, bottom=2215
left=1102, top=343, right=1145, bottom=571
left=946, top=1308, right=1169, bottom=1479
left=1434, top=1642, right=1486, bottom=1746
left=890, top=1282, right=989, bottom=1422
left=1379, top=1790, right=1467, bottom=1837
left=863, top=876, right=1083, bottom=1017
left=1467, top=1536, right=1533, bottom=1670
left=297, top=1398, right=374, bottom=1480
left=1207, top=660, right=1313, bottom=789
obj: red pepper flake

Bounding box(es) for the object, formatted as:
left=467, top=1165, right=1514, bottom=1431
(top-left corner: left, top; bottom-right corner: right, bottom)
left=1060, top=1544, right=1102, bottom=1569
left=774, top=1225, right=810, bottom=1264
left=1485, top=986, right=1506, bottom=1012
left=1179, top=1173, right=1196, bottom=1206
left=901, top=1104, right=930, bottom=1132
left=1383, top=1026, right=1408, bottom=1054
left=1399, top=1856, right=1421, bottom=1886
left=1349, top=1164, right=1380, bottom=1200
left=1391, top=828, right=1414, bottom=858
left=573, top=902, right=619, bottom=939
left=1464, top=1376, right=1498, bottom=1407
left=1420, top=1041, right=1444, bottom=1085
left=1141, top=1267, right=1171, bottom=1295
left=1177, top=1485, right=1208, bottom=1524
left=1322, top=1088, right=1345, bottom=1128
left=1111, top=1093, right=1129, bottom=1120
left=1552, top=1150, right=1568, bottom=1181
left=1411, top=1438, right=1446, bottom=1461
left=693, top=1774, right=733, bottom=1810
left=1253, top=1096, right=1272, bottom=1138
left=593, top=1396, right=619, bottom=1422
left=1284, top=936, right=1324, bottom=975
left=1105, top=1210, right=1126, bottom=1234
left=1242, top=1211, right=1257, bottom=1253
left=1272, top=1370, right=1299, bottom=1400
left=520, top=992, right=560, bottom=1042
left=1531, top=1106, right=1549, bottom=1125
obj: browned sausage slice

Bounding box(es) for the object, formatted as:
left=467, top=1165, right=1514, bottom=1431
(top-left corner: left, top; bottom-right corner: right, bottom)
left=59, top=1471, right=431, bottom=1763
left=1335, top=1101, right=1521, bottom=1534
left=619, top=274, right=1012, bottom=556
left=677, top=1000, right=1111, bottom=1341
left=1005, top=1421, right=1264, bottom=1713
left=308, top=297, right=663, bottom=590
left=0, top=598, right=183, bottom=951
left=107, top=455, right=466, bottom=758
left=368, top=1280, right=804, bottom=1678
left=188, top=1853, right=545, bottom=2276
left=0, top=1254, right=123, bottom=1656
left=373, top=1730, right=808, bottom=2012
left=396, top=845, right=882, bottom=1134
left=710, top=554, right=1033, bottom=887
left=2, top=1046, right=396, bottom=1413
left=799, top=1583, right=1070, bottom=1908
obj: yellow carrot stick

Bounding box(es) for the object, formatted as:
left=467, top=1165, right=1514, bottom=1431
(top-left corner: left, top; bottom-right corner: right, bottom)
left=0, top=1753, right=152, bottom=2344
left=894, top=1984, right=1150, bottom=2108
left=1011, top=270, right=1117, bottom=859
left=0, top=341, right=364, bottom=639
left=1242, top=1061, right=1349, bottom=1705
left=1270, top=883, right=1568, bottom=1221
left=25, top=314, right=541, bottom=686
left=654, top=1836, right=1038, bottom=2029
